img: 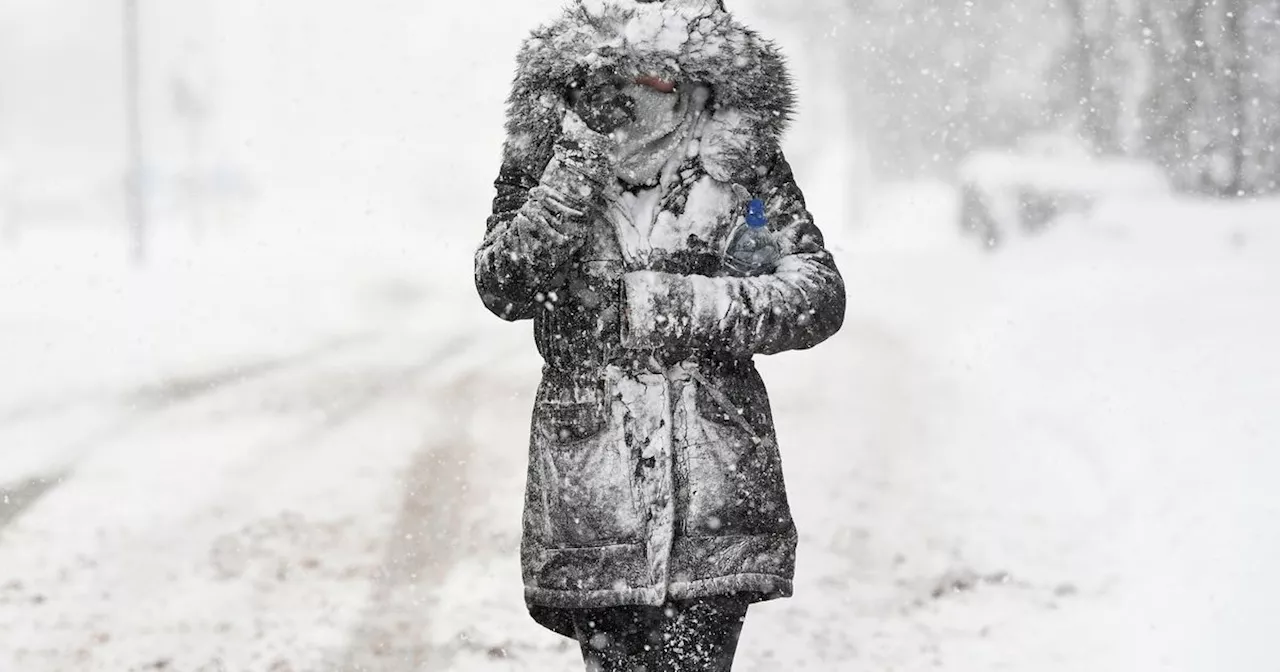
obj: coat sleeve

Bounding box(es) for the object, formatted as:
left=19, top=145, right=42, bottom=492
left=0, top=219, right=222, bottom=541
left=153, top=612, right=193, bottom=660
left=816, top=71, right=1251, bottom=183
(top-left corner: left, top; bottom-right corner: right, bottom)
left=619, top=153, right=846, bottom=356
left=474, top=114, right=615, bottom=321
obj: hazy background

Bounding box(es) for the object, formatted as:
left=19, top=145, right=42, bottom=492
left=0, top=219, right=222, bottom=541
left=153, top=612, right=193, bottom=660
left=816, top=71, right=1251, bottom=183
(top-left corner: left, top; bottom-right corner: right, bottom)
left=0, top=0, right=860, bottom=245
left=1, top=1, right=1277, bottom=671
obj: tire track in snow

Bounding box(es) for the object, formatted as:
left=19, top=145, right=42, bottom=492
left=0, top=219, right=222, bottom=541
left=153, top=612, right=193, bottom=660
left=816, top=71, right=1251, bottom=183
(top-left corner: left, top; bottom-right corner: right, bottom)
left=0, top=332, right=480, bottom=671
left=337, top=335, right=548, bottom=671
left=0, top=475, right=63, bottom=530
left=0, top=334, right=370, bottom=431
left=128, top=334, right=373, bottom=407
left=337, top=372, right=480, bottom=672
left=0, top=334, right=377, bottom=522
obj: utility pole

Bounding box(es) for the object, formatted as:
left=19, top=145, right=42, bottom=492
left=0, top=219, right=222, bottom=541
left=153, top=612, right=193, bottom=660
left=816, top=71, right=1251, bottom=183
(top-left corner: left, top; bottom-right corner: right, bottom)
left=124, top=0, right=147, bottom=263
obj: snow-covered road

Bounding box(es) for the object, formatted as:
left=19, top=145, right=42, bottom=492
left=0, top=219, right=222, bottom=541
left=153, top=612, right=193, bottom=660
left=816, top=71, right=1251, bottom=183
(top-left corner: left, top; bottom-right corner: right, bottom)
left=0, top=301, right=530, bottom=669
left=2, top=187, right=1278, bottom=671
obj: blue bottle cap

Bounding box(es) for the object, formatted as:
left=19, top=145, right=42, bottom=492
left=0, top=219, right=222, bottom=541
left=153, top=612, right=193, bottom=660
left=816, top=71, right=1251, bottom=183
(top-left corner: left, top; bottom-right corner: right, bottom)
left=746, top=198, right=767, bottom=228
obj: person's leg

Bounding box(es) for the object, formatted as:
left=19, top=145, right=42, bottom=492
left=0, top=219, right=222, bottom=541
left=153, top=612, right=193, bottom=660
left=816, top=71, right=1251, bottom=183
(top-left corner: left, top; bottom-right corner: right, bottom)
left=654, top=596, right=750, bottom=672
left=571, top=596, right=752, bottom=672
left=572, top=605, right=663, bottom=672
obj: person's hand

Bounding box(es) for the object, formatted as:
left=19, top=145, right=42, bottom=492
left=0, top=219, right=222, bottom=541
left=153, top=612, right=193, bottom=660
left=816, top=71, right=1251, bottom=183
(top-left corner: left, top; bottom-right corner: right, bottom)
left=551, top=110, right=616, bottom=188
left=566, top=72, right=636, bottom=136
left=526, top=110, right=618, bottom=240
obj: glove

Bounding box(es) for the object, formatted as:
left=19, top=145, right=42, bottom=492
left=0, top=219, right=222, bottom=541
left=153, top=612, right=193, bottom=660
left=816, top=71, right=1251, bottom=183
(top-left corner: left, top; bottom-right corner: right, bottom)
left=566, top=71, right=637, bottom=136
left=551, top=111, right=616, bottom=186
left=531, top=111, right=618, bottom=239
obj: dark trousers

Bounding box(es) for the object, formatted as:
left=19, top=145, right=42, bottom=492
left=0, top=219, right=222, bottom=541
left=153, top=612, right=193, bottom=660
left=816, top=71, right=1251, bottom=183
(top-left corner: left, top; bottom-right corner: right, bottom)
left=571, top=596, right=750, bottom=672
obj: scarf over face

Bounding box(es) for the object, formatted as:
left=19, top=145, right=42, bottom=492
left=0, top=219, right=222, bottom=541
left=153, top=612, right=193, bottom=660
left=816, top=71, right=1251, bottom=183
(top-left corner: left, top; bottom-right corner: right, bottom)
left=612, top=82, right=708, bottom=186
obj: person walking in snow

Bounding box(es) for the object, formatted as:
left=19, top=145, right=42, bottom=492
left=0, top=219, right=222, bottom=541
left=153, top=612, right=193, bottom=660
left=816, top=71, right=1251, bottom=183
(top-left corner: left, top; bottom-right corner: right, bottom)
left=474, top=1, right=845, bottom=669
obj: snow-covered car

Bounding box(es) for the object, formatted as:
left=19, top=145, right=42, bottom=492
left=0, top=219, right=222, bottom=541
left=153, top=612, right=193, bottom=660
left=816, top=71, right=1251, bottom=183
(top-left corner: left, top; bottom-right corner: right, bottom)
left=957, top=134, right=1170, bottom=249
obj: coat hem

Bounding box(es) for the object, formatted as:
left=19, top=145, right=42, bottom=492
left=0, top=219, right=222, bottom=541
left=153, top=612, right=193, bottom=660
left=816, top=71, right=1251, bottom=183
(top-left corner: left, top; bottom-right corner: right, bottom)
left=668, top=574, right=793, bottom=602
left=525, top=584, right=667, bottom=610
left=525, top=572, right=793, bottom=639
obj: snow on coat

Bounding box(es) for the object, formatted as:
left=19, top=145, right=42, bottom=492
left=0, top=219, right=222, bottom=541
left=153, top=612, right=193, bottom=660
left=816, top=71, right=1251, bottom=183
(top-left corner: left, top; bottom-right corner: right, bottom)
left=474, top=0, right=846, bottom=638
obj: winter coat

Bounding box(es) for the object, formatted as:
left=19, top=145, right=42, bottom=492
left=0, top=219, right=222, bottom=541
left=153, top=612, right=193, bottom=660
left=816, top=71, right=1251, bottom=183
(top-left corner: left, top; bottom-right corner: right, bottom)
left=474, top=0, right=846, bottom=638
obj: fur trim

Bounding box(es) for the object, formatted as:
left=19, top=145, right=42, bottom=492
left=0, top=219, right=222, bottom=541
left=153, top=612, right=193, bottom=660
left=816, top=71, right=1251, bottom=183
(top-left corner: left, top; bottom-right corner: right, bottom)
left=503, top=0, right=795, bottom=183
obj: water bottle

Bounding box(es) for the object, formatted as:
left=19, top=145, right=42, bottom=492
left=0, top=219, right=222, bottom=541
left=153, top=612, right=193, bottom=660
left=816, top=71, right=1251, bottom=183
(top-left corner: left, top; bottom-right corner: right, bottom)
left=723, top=198, right=780, bottom=276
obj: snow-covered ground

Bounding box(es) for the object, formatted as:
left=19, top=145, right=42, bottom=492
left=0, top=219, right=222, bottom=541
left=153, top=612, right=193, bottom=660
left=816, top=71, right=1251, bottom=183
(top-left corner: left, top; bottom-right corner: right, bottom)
left=1, top=179, right=1276, bottom=671
left=3, top=1, right=1278, bottom=668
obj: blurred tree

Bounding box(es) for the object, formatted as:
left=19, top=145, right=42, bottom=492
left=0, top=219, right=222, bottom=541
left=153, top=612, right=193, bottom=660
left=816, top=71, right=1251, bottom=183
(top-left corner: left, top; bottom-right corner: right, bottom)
left=761, top=0, right=1278, bottom=194
left=1139, top=0, right=1278, bottom=195
left=1222, top=0, right=1246, bottom=196
left=124, top=0, right=148, bottom=263
left=1062, top=0, right=1111, bottom=152
left=1140, top=0, right=1194, bottom=186
left=1241, top=2, right=1280, bottom=194
left=834, top=0, right=1062, bottom=177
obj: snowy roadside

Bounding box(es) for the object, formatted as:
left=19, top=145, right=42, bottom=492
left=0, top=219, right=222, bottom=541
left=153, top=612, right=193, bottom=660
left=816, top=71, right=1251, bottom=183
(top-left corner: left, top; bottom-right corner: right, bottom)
left=419, top=186, right=1280, bottom=672
left=0, top=183, right=1276, bottom=671
left=0, top=221, right=495, bottom=486
left=744, top=187, right=1280, bottom=671
left=0, top=334, right=458, bottom=670
left=0, top=219, right=535, bottom=670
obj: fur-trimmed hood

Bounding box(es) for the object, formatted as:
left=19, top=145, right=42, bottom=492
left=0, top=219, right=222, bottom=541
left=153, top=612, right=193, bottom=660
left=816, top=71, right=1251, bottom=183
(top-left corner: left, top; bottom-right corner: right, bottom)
left=504, top=0, right=795, bottom=184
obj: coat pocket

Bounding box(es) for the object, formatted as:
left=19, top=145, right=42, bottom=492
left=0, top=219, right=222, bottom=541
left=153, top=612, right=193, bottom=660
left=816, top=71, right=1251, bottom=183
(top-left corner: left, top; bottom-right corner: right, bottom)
left=541, top=399, right=608, bottom=443
left=684, top=368, right=792, bottom=537
left=693, top=366, right=772, bottom=436
left=535, top=394, right=643, bottom=548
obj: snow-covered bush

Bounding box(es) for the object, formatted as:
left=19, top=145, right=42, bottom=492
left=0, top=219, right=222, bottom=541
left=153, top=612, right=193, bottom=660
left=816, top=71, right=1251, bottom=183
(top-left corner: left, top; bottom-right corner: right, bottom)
left=957, top=133, right=1170, bottom=249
